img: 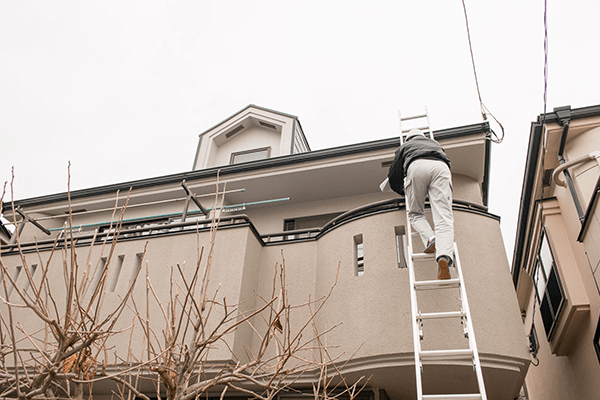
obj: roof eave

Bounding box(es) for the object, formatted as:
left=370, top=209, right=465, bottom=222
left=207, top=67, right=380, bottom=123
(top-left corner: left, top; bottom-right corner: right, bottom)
left=4, top=121, right=491, bottom=211
left=511, top=103, right=600, bottom=287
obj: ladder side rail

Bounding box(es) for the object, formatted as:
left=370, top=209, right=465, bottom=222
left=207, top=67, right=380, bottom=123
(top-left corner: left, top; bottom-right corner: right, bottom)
left=405, top=200, right=424, bottom=399
left=425, top=106, right=434, bottom=141
left=453, top=243, right=488, bottom=400
left=398, top=111, right=405, bottom=145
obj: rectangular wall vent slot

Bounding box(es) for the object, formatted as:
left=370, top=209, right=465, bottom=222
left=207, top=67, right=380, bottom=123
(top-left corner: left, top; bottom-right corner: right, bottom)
left=23, top=264, right=38, bottom=292
left=225, top=125, right=244, bottom=138
left=259, top=121, right=277, bottom=130
left=130, top=253, right=144, bottom=286
left=108, top=255, right=124, bottom=293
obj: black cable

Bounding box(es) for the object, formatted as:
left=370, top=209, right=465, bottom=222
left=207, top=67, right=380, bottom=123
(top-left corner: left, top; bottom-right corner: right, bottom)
left=461, top=0, right=505, bottom=143
left=527, top=0, right=549, bottom=369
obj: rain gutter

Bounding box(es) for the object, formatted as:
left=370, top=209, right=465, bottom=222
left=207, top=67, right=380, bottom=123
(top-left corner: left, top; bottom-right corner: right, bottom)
left=511, top=121, right=543, bottom=287
left=555, top=106, right=586, bottom=223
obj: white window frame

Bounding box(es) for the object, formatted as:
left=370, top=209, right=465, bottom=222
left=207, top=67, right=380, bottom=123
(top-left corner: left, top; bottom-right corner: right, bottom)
left=230, top=147, right=270, bottom=165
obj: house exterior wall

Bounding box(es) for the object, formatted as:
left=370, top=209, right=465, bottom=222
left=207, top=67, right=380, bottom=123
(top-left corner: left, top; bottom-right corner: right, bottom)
left=1, top=108, right=528, bottom=399
left=211, top=126, right=282, bottom=166
left=567, top=126, right=600, bottom=209
left=513, top=105, right=600, bottom=400
left=1, top=203, right=529, bottom=399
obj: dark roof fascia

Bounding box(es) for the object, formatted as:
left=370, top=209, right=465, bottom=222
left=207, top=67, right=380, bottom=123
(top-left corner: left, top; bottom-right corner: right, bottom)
left=482, top=136, right=492, bottom=207
left=536, top=104, right=600, bottom=125
left=511, top=121, right=543, bottom=287
left=4, top=121, right=490, bottom=211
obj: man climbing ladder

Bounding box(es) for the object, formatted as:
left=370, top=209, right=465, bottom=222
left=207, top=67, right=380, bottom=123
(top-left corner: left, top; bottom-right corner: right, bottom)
left=387, top=128, right=454, bottom=280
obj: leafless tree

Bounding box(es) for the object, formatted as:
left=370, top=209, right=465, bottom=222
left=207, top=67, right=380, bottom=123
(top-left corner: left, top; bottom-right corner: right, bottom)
left=0, top=167, right=143, bottom=399
left=1, top=171, right=369, bottom=400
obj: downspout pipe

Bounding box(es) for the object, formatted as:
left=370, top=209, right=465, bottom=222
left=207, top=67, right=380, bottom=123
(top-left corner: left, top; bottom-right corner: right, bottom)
left=554, top=106, right=586, bottom=223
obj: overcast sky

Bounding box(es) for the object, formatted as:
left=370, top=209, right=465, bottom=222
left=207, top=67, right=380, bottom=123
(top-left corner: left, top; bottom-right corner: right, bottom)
left=1, top=1, right=599, bottom=259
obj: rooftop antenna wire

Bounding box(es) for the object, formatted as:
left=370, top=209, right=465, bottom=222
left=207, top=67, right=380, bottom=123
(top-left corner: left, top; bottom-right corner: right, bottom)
left=528, top=0, right=549, bottom=368
left=462, top=0, right=505, bottom=143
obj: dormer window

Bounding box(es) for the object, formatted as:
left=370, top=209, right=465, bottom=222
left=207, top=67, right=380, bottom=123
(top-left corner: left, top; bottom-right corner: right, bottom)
left=193, top=105, right=310, bottom=170
left=230, top=147, right=270, bottom=164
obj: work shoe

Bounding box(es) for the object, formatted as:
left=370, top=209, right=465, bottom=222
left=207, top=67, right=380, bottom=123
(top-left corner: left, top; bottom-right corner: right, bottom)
left=437, top=256, right=451, bottom=280
left=424, top=237, right=436, bottom=254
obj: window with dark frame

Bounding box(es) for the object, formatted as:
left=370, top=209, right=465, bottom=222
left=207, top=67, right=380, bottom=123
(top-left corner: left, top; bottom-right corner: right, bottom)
left=534, top=230, right=565, bottom=339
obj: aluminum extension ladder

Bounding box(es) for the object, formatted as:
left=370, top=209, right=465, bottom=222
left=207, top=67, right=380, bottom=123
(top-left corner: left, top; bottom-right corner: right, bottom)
left=398, top=106, right=434, bottom=144
left=405, top=208, right=488, bottom=400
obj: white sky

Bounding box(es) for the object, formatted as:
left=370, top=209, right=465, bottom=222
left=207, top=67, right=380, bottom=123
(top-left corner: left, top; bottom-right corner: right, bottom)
left=1, top=1, right=599, bottom=260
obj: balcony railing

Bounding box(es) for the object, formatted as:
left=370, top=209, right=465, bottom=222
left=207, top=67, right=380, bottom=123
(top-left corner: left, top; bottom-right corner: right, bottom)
left=0, top=215, right=255, bottom=255
left=2, top=198, right=495, bottom=254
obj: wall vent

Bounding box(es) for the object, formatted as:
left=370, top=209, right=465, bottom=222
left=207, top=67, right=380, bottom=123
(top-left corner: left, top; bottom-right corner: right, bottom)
left=225, top=125, right=244, bottom=138
left=381, top=161, right=393, bottom=168
left=258, top=121, right=278, bottom=130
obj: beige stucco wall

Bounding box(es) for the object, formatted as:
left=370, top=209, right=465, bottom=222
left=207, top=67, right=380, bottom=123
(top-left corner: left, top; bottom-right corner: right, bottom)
left=0, top=227, right=257, bottom=364
left=452, top=173, right=484, bottom=205
left=209, top=126, right=282, bottom=167
left=1, top=204, right=529, bottom=399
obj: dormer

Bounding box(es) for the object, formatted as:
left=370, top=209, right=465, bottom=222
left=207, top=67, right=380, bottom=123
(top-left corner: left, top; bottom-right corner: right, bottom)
left=192, top=105, right=310, bottom=170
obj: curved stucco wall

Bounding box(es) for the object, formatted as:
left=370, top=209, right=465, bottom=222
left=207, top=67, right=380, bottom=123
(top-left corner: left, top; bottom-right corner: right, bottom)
left=304, top=206, right=529, bottom=398
left=310, top=208, right=527, bottom=358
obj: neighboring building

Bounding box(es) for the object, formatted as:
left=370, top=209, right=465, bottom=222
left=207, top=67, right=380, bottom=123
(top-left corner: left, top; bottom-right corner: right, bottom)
left=1, top=105, right=529, bottom=399
left=512, top=104, right=600, bottom=399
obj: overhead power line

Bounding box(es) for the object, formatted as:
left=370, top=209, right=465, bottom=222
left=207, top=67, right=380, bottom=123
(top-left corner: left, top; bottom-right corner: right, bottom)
left=461, top=0, right=505, bottom=144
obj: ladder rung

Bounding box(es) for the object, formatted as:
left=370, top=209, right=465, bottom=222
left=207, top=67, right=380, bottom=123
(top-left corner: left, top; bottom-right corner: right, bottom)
left=414, top=278, right=460, bottom=290
left=400, top=113, right=428, bottom=121
left=412, top=252, right=436, bottom=262
left=418, top=311, right=466, bottom=320
left=422, top=395, right=482, bottom=400
left=420, top=348, right=473, bottom=361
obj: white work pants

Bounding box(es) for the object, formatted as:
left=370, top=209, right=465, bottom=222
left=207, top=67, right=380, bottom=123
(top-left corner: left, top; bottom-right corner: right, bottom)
left=405, top=159, right=454, bottom=260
